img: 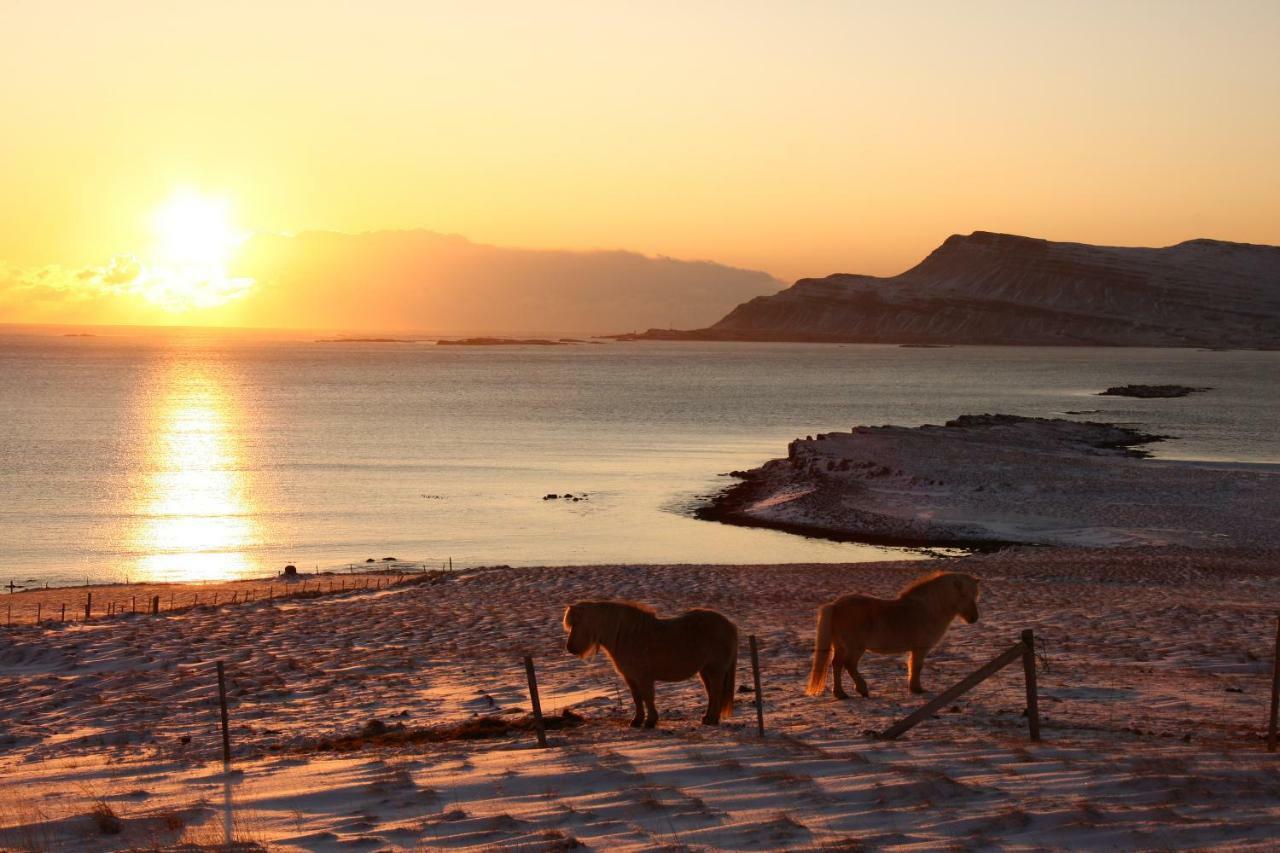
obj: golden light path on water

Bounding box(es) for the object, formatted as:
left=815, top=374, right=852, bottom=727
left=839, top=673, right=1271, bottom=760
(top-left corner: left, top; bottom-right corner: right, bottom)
left=132, top=359, right=258, bottom=581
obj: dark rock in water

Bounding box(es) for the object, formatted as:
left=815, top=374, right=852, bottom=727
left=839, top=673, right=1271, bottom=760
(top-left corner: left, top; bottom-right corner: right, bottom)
left=382, top=556, right=398, bottom=561
left=1098, top=384, right=1211, bottom=398
left=283, top=565, right=298, bottom=576
left=365, top=557, right=376, bottom=563
left=361, top=719, right=388, bottom=737
left=544, top=494, right=558, bottom=500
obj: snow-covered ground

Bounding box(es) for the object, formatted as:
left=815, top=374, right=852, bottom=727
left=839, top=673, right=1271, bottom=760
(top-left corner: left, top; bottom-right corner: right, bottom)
left=2, top=548, right=1278, bottom=850
left=706, top=415, right=1280, bottom=548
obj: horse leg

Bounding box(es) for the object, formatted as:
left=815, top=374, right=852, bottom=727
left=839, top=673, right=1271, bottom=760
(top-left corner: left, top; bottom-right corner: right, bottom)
left=699, top=667, right=722, bottom=725
left=624, top=676, right=645, bottom=728
left=640, top=680, right=659, bottom=729
left=845, top=646, right=869, bottom=698
left=908, top=648, right=928, bottom=694
left=831, top=648, right=850, bottom=700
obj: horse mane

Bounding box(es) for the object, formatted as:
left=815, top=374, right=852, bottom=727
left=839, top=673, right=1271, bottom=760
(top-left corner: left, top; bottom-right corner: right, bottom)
left=898, top=570, right=951, bottom=598
left=898, top=570, right=977, bottom=609
left=570, top=600, right=658, bottom=651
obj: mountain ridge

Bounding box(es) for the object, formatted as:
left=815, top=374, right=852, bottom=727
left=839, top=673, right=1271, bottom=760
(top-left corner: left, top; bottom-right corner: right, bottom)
left=619, top=231, right=1280, bottom=347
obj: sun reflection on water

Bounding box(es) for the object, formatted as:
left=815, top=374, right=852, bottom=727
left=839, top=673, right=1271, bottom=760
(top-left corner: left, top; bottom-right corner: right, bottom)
left=133, top=361, right=258, bottom=581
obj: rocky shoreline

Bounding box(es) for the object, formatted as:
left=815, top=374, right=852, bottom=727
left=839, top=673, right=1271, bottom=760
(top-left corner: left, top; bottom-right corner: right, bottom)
left=698, top=414, right=1280, bottom=549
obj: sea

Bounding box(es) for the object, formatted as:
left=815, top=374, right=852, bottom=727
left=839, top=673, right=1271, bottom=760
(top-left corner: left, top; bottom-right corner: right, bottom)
left=2, top=327, right=1277, bottom=587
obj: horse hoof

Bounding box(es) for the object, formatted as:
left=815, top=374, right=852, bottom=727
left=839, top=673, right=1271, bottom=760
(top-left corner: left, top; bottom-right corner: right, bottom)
left=629, top=719, right=644, bottom=728
left=833, top=692, right=849, bottom=701
left=643, top=720, right=657, bottom=729
left=701, top=716, right=719, bottom=726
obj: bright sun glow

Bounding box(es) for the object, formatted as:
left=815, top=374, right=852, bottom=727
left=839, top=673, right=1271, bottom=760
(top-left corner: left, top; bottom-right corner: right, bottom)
left=142, top=189, right=253, bottom=311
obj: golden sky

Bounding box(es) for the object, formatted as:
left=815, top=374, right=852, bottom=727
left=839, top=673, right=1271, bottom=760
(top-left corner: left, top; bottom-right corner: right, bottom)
left=2, top=1, right=1278, bottom=326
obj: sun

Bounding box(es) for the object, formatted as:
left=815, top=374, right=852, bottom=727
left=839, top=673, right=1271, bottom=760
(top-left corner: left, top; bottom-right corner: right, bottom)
left=151, top=189, right=244, bottom=268
left=141, top=189, right=253, bottom=311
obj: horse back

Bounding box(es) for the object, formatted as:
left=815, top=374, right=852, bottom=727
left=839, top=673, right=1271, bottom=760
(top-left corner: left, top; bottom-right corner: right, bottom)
left=631, top=608, right=737, bottom=681
left=666, top=608, right=737, bottom=644
left=829, top=593, right=943, bottom=653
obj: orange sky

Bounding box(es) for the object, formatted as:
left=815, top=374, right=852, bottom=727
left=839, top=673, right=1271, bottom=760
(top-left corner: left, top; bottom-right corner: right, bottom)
left=2, top=1, right=1278, bottom=326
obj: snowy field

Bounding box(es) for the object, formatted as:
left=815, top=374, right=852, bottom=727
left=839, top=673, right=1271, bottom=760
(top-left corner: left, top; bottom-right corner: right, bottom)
left=2, top=548, right=1278, bottom=850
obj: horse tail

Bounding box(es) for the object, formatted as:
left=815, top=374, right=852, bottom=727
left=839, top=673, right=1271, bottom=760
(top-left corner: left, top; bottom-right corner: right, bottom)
left=805, top=603, right=835, bottom=696
left=720, top=639, right=737, bottom=718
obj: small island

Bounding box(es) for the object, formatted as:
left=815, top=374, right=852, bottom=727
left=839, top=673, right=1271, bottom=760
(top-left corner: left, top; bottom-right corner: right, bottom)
left=436, top=337, right=573, bottom=346
left=316, top=337, right=414, bottom=343
left=1098, top=384, right=1211, bottom=398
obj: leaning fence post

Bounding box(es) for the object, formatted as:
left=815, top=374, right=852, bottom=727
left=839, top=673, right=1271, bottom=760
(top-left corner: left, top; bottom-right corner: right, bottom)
left=748, top=635, right=765, bottom=736
left=1268, top=614, right=1279, bottom=753
left=523, top=655, right=549, bottom=748
left=215, top=661, right=232, bottom=764
left=881, top=639, right=1027, bottom=740
left=1021, top=629, right=1041, bottom=741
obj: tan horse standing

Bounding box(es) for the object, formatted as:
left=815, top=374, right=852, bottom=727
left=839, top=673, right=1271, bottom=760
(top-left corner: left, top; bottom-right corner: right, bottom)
left=563, top=600, right=737, bottom=728
left=805, top=571, right=980, bottom=699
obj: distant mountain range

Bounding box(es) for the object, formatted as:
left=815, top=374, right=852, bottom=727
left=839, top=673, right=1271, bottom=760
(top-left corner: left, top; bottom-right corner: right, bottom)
left=0, top=230, right=784, bottom=333
left=232, top=231, right=783, bottom=334
left=620, top=232, right=1280, bottom=347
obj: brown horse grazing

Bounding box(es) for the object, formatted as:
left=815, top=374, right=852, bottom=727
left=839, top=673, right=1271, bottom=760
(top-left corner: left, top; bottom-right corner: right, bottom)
left=563, top=600, right=737, bottom=728
left=805, top=571, right=980, bottom=699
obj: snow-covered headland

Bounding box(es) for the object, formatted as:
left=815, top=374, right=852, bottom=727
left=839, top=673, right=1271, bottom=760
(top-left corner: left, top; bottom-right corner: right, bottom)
left=700, top=414, right=1280, bottom=549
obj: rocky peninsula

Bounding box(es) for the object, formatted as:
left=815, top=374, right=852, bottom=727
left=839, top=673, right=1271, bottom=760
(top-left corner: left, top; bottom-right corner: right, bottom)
left=700, top=414, right=1280, bottom=548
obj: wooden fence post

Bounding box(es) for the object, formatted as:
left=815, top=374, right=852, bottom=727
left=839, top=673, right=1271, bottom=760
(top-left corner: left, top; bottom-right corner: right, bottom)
left=1268, top=614, right=1279, bottom=753
left=523, top=656, right=549, bottom=748
left=85, top=592, right=92, bottom=620
left=1021, top=629, right=1041, bottom=742
left=36, top=603, right=42, bottom=625
left=216, top=661, right=232, bottom=764
left=749, top=635, right=765, bottom=736
left=60, top=603, right=66, bottom=622
left=151, top=595, right=160, bottom=615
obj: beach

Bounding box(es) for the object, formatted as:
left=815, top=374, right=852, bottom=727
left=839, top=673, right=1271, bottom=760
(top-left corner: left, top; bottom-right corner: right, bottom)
left=3, top=547, right=1278, bottom=850
left=702, top=414, right=1280, bottom=549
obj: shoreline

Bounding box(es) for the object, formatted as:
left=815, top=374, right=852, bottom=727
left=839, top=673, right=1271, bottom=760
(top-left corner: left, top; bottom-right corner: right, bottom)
left=0, top=567, right=439, bottom=627
left=697, top=414, right=1280, bottom=550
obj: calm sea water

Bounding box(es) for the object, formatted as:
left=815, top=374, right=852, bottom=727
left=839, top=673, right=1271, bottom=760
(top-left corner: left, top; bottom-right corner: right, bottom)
left=2, top=329, right=1277, bottom=586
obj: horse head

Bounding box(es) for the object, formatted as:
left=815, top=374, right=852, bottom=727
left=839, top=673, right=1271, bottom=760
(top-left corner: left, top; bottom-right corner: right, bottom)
left=954, top=573, right=980, bottom=623
left=562, top=604, right=600, bottom=659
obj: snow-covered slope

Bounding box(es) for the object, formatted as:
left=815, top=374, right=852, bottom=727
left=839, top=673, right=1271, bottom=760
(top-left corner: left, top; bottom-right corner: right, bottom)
left=653, top=232, right=1280, bottom=346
